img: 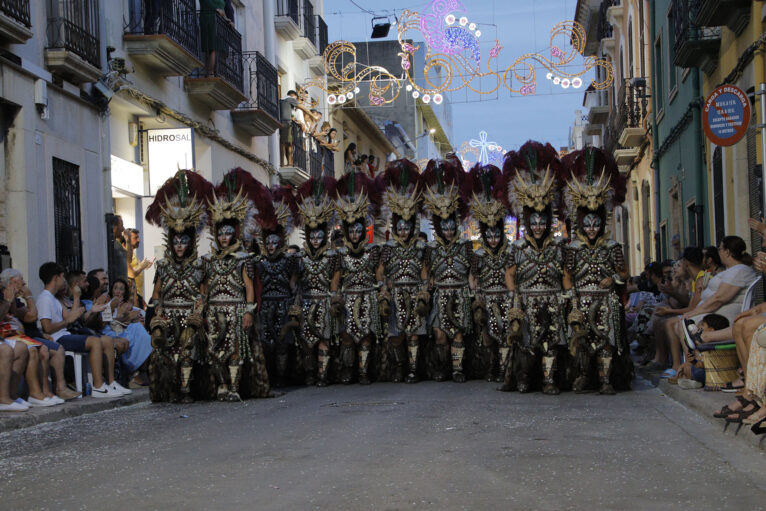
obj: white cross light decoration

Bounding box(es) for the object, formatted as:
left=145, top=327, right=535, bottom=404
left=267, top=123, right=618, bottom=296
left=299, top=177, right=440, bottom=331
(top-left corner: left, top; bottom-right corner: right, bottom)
left=469, top=130, right=498, bottom=165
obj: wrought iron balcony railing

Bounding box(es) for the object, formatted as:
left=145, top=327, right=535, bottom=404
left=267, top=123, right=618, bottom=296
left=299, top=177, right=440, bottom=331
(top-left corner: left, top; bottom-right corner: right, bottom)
left=190, top=9, right=243, bottom=93
left=291, top=122, right=307, bottom=171
left=276, top=0, right=300, bottom=27
left=1, top=0, right=31, bottom=27
left=315, top=14, right=327, bottom=55
left=671, top=0, right=721, bottom=72
left=322, top=146, right=335, bottom=177
left=46, top=0, right=100, bottom=68
left=236, top=51, right=279, bottom=119
left=302, top=0, right=315, bottom=45
left=124, top=0, right=201, bottom=60
left=616, top=79, right=647, bottom=133
left=597, top=0, right=614, bottom=41
left=309, top=140, right=323, bottom=179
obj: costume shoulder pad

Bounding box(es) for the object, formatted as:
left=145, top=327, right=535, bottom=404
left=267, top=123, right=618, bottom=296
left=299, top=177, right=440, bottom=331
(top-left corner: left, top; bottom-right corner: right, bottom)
left=416, top=240, right=426, bottom=250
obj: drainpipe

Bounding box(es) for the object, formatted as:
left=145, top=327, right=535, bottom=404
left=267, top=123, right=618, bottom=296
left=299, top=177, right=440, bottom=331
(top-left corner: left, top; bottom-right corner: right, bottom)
left=649, top=2, right=661, bottom=260
left=263, top=0, right=280, bottom=186
left=691, top=67, right=706, bottom=247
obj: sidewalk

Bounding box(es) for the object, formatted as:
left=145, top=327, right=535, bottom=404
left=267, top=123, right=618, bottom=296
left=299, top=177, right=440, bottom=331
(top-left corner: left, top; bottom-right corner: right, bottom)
left=637, top=366, right=766, bottom=451
left=0, top=388, right=149, bottom=434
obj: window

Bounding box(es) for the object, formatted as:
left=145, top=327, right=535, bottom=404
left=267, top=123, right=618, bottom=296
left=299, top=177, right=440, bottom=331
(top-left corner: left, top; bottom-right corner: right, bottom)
left=641, top=181, right=652, bottom=265
left=660, top=222, right=668, bottom=260
left=666, top=11, right=676, bottom=92
left=627, top=19, right=634, bottom=78
left=654, top=36, right=664, bottom=112
left=687, top=201, right=697, bottom=247
left=52, top=157, right=83, bottom=271
left=712, top=146, right=725, bottom=244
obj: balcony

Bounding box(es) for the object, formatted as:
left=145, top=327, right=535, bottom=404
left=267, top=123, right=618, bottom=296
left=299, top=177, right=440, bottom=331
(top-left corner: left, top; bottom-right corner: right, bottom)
left=606, top=0, right=624, bottom=27
left=231, top=52, right=281, bottom=136
left=615, top=79, right=647, bottom=149
left=596, top=1, right=616, bottom=56
left=588, top=105, right=609, bottom=125
left=45, top=0, right=101, bottom=84
left=308, top=14, right=327, bottom=75
left=293, top=0, right=317, bottom=59
left=123, top=0, right=202, bottom=77
left=0, top=0, right=32, bottom=44
left=279, top=122, right=310, bottom=185
left=184, top=10, right=246, bottom=110
left=275, top=0, right=301, bottom=40
left=672, top=0, right=721, bottom=74
left=614, top=147, right=639, bottom=170
left=695, top=0, right=751, bottom=36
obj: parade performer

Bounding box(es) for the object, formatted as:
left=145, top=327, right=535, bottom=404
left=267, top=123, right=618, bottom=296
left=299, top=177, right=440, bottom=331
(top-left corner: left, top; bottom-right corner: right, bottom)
left=334, top=171, right=383, bottom=385
left=252, top=184, right=300, bottom=387
left=295, top=177, right=340, bottom=386
left=205, top=168, right=270, bottom=401
left=462, top=163, right=515, bottom=382
left=144, top=170, right=212, bottom=403
left=563, top=147, right=631, bottom=394
left=422, top=156, right=474, bottom=382
left=503, top=143, right=570, bottom=394
left=376, top=159, right=429, bottom=383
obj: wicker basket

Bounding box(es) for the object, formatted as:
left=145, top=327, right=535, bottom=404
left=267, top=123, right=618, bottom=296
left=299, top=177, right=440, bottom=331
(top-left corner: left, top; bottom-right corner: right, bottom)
left=701, top=348, right=739, bottom=390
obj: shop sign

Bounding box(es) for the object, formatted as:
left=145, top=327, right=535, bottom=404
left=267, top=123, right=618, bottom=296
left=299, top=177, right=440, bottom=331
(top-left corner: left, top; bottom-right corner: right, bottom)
left=703, top=84, right=750, bottom=146
left=147, top=128, right=194, bottom=194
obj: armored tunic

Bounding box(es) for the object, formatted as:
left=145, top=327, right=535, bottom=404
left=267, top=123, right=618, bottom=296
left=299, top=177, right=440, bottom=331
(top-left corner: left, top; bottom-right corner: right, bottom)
left=338, top=245, right=383, bottom=343
left=566, top=238, right=627, bottom=354
left=204, top=251, right=252, bottom=364
left=255, top=253, right=298, bottom=347
left=381, top=240, right=427, bottom=337
left=474, top=245, right=514, bottom=345
left=298, top=249, right=339, bottom=347
left=511, top=236, right=567, bottom=352
left=154, top=257, right=206, bottom=357
left=428, top=239, right=474, bottom=338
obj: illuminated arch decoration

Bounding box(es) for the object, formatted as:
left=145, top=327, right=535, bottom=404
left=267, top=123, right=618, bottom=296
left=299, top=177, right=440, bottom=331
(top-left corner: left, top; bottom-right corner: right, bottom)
left=303, top=41, right=402, bottom=107
left=458, top=131, right=506, bottom=169
left=396, top=1, right=614, bottom=100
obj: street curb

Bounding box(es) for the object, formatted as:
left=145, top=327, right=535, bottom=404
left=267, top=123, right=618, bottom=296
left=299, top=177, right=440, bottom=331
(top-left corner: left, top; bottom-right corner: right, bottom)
left=637, top=366, right=765, bottom=452
left=0, top=388, right=150, bottom=434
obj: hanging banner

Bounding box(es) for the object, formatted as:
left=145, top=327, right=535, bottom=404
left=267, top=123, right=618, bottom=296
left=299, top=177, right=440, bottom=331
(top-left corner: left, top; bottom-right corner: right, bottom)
left=147, top=128, right=195, bottom=194
left=703, top=84, right=750, bottom=146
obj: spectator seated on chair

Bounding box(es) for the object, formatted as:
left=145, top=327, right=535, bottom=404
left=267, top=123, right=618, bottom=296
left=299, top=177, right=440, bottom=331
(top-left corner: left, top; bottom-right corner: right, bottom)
left=672, top=313, right=729, bottom=388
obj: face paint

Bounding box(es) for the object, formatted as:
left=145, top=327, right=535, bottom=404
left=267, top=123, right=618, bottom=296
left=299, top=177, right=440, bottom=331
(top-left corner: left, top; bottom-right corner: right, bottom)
left=309, top=229, right=325, bottom=249
left=440, top=218, right=457, bottom=241
left=217, top=224, right=236, bottom=247
left=530, top=212, right=547, bottom=240
left=396, top=219, right=413, bottom=241
left=266, top=234, right=281, bottom=255
left=583, top=213, right=602, bottom=241
left=349, top=222, right=365, bottom=244
left=172, top=234, right=191, bottom=258
left=486, top=226, right=503, bottom=249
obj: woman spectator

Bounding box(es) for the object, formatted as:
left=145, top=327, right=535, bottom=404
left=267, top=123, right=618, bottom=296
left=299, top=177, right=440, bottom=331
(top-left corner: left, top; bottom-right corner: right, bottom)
left=660, top=236, right=758, bottom=378
left=343, top=143, right=357, bottom=174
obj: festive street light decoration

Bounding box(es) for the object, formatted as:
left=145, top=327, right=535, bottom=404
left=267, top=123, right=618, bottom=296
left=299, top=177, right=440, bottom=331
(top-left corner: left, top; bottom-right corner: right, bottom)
left=469, top=130, right=498, bottom=165
left=458, top=133, right=506, bottom=168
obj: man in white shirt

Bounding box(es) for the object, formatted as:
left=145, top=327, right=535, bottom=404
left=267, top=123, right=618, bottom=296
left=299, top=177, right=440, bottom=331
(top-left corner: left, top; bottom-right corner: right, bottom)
left=36, top=262, right=123, bottom=398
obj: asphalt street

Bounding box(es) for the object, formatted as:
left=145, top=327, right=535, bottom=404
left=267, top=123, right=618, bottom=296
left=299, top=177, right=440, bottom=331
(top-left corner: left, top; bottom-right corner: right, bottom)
left=1, top=378, right=765, bottom=510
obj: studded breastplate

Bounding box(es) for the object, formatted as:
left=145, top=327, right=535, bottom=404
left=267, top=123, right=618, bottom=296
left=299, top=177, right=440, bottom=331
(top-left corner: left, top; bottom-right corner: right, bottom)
left=257, top=254, right=295, bottom=299
left=384, top=243, right=424, bottom=285
left=206, top=253, right=247, bottom=304
left=340, top=246, right=379, bottom=292
left=477, top=248, right=511, bottom=293
left=431, top=241, right=470, bottom=287
left=514, top=239, right=564, bottom=293
left=300, top=251, right=336, bottom=296
left=156, top=257, right=205, bottom=307
left=570, top=242, right=616, bottom=289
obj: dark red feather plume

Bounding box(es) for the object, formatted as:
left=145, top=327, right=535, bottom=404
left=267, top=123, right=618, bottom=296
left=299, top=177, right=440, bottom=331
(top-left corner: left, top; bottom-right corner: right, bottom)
left=461, top=163, right=511, bottom=212
left=561, top=146, right=626, bottom=205
left=145, top=169, right=214, bottom=226
left=337, top=170, right=382, bottom=211
left=270, top=184, right=301, bottom=228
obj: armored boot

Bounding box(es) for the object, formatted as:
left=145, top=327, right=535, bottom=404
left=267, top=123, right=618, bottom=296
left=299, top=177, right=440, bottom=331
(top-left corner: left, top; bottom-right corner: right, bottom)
left=497, top=346, right=511, bottom=383
left=358, top=343, right=372, bottom=385
left=316, top=348, right=331, bottom=387
left=451, top=340, right=466, bottom=383
left=227, top=364, right=242, bottom=401
left=406, top=338, right=419, bottom=384
left=497, top=349, right=516, bottom=392
left=541, top=355, right=560, bottom=395
left=274, top=351, right=289, bottom=388
left=303, top=349, right=318, bottom=386
left=339, top=343, right=356, bottom=384
left=433, top=343, right=450, bottom=382
left=573, top=354, right=591, bottom=394
left=390, top=342, right=405, bottom=383
left=598, top=354, right=616, bottom=395
left=178, top=357, right=194, bottom=404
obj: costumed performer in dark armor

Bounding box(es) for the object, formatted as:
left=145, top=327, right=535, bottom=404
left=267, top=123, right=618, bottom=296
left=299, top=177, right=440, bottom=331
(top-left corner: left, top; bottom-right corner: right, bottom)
left=563, top=147, right=632, bottom=394
left=295, top=177, right=340, bottom=386
left=145, top=170, right=213, bottom=403
left=503, top=142, right=570, bottom=394
left=422, top=156, right=474, bottom=383
left=252, top=184, right=300, bottom=387
left=204, top=169, right=270, bottom=401
left=375, top=159, right=429, bottom=383
left=462, top=163, right=516, bottom=382
left=333, top=171, right=383, bottom=385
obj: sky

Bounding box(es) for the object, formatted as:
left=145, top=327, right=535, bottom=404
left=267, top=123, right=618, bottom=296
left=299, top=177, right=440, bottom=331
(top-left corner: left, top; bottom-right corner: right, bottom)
left=323, top=0, right=592, bottom=155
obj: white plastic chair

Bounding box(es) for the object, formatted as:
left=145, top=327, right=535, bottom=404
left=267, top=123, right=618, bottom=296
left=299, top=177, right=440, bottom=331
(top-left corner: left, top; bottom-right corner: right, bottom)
left=741, top=276, right=762, bottom=313
left=65, top=351, right=92, bottom=396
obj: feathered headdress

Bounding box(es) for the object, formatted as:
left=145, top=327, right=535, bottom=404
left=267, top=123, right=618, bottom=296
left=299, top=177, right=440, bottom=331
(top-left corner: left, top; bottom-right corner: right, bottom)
left=377, top=158, right=422, bottom=224
left=145, top=169, right=213, bottom=236
left=296, top=176, right=337, bottom=231
left=269, top=184, right=300, bottom=236
left=335, top=170, right=380, bottom=227
left=209, top=168, right=263, bottom=245
left=421, top=155, right=467, bottom=221
left=505, top=140, right=564, bottom=220
left=462, top=163, right=509, bottom=229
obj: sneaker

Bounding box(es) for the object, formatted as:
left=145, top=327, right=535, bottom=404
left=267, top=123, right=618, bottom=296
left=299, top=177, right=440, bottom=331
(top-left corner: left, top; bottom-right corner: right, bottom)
left=678, top=378, right=703, bottom=389
left=91, top=383, right=122, bottom=399
left=0, top=401, right=28, bottom=412
left=14, top=398, right=31, bottom=407
left=27, top=397, right=57, bottom=407
left=47, top=396, right=65, bottom=405
left=659, top=368, right=677, bottom=379
left=110, top=381, right=132, bottom=395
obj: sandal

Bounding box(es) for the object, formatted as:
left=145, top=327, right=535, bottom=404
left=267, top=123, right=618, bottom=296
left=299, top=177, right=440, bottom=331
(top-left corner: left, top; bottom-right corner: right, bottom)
left=713, top=396, right=751, bottom=418
left=725, top=403, right=761, bottom=423
left=751, top=417, right=766, bottom=435
left=721, top=380, right=745, bottom=393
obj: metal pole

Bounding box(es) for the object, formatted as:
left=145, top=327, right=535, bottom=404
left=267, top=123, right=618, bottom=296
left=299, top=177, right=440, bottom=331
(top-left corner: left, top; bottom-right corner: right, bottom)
left=760, top=83, right=766, bottom=218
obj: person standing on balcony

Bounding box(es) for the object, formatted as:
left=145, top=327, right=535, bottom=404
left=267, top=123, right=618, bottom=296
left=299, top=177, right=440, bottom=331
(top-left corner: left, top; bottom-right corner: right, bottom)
left=343, top=143, right=358, bottom=175
left=200, top=0, right=229, bottom=77
left=280, top=90, right=299, bottom=166
left=142, top=0, right=166, bottom=35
